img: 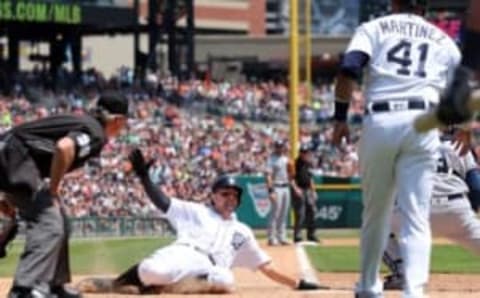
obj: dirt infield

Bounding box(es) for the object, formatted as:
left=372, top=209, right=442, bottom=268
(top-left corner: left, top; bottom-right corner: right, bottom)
left=0, top=240, right=479, bottom=297
left=1, top=274, right=479, bottom=298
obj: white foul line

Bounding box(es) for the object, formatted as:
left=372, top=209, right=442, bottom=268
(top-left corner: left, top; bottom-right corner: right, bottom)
left=295, top=242, right=320, bottom=284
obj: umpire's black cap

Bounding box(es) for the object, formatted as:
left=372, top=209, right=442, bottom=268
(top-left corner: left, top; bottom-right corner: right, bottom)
left=97, top=91, right=129, bottom=116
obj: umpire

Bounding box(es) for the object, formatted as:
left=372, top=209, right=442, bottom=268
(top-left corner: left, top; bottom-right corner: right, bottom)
left=0, top=92, right=128, bottom=298
left=291, top=143, right=318, bottom=243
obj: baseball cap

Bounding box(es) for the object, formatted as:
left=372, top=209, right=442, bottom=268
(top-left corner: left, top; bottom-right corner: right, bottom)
left=97, top=91, right=129, bottom=116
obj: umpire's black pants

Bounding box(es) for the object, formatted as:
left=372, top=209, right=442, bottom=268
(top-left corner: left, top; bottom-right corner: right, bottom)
left=0, top=135, right=71, bottom=289
left=292, top=188, right=316, bottom=240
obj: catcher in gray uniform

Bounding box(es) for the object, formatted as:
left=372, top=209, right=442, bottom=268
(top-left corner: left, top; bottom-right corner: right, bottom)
left=382, top=131, right=480, bottom=290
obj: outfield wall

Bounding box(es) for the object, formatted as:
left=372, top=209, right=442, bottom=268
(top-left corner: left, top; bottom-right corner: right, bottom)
left=1, top=175, right=362, bottom=237
left=236, top=175, right=362, bottom=229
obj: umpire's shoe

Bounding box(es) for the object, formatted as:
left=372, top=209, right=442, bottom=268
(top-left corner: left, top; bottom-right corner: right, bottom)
left=51, top=285, right=83, bottom=298
left=383, top=274, right=404, bottom=290
left=8, top=285, right=83, bottom=298
left=8, top=284, right=51, bottom=298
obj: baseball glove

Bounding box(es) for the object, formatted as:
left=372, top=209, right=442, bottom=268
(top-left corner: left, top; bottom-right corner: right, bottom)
left=436, top=66, right=474, bottom=126
left=129, top=148, right=154, bottom=178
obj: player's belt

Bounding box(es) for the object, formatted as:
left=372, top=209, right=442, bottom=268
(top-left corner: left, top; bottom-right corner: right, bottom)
left=432, top=193, right=466, bottom=205
left=176, top=243, right=216, bottom=265
left=365, top=98, right=434, bottom=114
left=447, top=193, right=465, bottom=201
left=274, top=183, right=289, bottom=187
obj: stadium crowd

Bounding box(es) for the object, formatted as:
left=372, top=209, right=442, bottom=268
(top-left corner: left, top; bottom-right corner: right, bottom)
left=4, top=68, right=480, bottom=219
left=0, top=67, right=425, bottom=218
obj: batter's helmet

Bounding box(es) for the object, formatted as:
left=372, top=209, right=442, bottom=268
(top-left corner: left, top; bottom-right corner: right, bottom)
left=212, top=175, right=243, bottom=203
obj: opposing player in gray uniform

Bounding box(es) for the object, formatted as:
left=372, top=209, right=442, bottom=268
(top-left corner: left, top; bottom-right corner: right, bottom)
left=383, top=134, right=480, bottom=290
left=266, top=139, right=291, bottom=246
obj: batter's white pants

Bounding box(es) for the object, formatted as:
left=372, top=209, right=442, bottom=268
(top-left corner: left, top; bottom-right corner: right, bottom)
left=386, top=196, right=480, bottom=276
left=138, top=244, right=234, bottom=290
left=355, top=111, right=439, bottom=298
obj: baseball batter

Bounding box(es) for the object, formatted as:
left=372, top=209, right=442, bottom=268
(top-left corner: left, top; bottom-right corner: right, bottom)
left=383, top=136, right=480, bottom=289
left=77, top=149, right=323, bottom=294
left=332, top=1, right=461, bottom=297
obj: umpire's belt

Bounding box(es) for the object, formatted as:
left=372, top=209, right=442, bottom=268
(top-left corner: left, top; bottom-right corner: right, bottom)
left=365, top=98, right=434, bottom=115
left=176, top=243, right=216, bottom=265
left=431, top=193, right=466, bottom=205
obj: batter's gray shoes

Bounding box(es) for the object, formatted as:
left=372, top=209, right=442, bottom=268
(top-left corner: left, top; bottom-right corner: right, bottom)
left=383, top=274, right=404, bottom=290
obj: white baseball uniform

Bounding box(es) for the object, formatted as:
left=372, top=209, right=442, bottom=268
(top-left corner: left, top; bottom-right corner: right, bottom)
left=137, top=198, right=271, bottom=289
left=385, top=140, right=480, bottom=276
left=346, top=13, right=461, bottom=298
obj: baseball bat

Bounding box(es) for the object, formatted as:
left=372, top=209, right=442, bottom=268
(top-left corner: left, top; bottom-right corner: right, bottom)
left=413, top=90, right=480, bottom=133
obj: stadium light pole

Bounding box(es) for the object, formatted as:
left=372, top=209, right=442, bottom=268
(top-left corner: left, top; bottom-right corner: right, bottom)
left=289, top=0, right=300, bottom=159
left=305, top=0, right=312, bottom=106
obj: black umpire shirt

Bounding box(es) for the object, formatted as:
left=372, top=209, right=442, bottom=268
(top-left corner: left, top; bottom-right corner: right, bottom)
left=11, top=114, right=106, bottom=177
left=295, top=158, right=313, bottom=189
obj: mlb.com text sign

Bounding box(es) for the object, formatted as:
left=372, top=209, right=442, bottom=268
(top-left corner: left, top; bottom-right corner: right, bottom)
left=0, top=0, right=81, bottom=24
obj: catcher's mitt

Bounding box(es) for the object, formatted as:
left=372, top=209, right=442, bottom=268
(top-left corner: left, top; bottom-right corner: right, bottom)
left=436, top=66, right=474, bottom=126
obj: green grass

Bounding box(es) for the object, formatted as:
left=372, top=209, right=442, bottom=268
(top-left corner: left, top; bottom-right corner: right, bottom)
left=2, top=235, right=478, bottom=278
left=305, top=245, right=480, bottom=274
left=0, top=237, right=172, bottom=277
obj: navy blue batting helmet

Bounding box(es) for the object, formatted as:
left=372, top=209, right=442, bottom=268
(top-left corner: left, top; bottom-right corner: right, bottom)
left=212, top=174, right=243, bottom=203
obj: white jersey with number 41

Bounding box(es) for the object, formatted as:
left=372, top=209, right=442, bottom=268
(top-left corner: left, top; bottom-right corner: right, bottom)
left=346, top=13, right=461, bottom=104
